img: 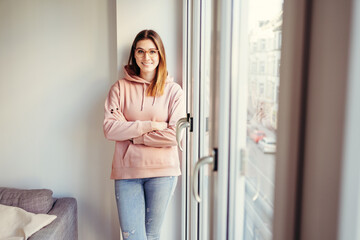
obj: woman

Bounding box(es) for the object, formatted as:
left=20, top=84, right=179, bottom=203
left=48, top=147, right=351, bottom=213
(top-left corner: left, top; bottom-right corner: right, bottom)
left=103, top=30, right=185, bottom=240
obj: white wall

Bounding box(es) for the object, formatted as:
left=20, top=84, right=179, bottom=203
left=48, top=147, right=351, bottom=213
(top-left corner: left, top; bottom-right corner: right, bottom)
left=0, top=0, right=120, bottom=239
left=116, top=1, right=183, bottom=239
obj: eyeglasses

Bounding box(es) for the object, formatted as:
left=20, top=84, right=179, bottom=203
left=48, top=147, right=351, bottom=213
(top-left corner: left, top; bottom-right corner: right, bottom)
left=135, top=48, right=159, bottom=58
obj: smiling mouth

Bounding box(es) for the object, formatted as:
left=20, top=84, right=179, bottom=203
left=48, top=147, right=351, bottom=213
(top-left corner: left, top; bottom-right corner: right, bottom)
left=142, top=62, right=153, bottom=66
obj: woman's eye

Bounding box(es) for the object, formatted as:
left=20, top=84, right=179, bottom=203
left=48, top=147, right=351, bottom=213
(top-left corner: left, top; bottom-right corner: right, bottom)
left=137, top=50, right=144, bottom=54
left=150, top=50, right=156, bottom=54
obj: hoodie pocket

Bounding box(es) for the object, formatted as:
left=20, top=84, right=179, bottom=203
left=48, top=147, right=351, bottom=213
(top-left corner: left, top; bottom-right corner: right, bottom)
left=123, top=144, right=177, bottom=168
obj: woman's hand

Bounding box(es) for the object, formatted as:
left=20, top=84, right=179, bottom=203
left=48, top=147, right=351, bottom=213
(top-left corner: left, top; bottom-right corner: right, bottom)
left=111, top=108, right=126, bottom=121
left=151, top=122, right=168, bottom=131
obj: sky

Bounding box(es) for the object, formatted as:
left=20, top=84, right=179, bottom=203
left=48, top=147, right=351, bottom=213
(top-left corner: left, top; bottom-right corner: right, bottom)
left=248, top=0, right=284, bottom=29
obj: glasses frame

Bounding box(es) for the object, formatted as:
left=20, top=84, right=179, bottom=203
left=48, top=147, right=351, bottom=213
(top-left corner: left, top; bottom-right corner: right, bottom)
left=134, top=48, right=160, bottom=58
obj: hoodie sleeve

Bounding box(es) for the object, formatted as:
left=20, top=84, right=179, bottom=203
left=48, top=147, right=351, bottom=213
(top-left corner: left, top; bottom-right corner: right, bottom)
left=132, top=85, right=186, bottom=147
left=103, top=81, right=155, bottom=141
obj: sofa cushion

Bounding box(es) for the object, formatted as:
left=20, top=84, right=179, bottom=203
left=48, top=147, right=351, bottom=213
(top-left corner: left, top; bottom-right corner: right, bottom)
left=0, top=187, right=54, bottom=214
left=29, top=198, right=78, bottom=240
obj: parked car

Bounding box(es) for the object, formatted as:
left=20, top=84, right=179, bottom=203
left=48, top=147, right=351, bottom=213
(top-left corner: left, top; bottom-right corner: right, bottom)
left=249, top=130, right=266, bottom=143
left=258, top=137, right=277, bottom=153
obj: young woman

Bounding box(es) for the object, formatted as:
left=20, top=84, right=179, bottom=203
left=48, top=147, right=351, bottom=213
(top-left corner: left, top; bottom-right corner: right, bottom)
left=103, top=30, right=185, bottom=239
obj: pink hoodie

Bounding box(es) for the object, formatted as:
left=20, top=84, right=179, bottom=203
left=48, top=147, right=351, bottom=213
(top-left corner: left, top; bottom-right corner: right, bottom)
left=103, top=66, right=186, bottom=179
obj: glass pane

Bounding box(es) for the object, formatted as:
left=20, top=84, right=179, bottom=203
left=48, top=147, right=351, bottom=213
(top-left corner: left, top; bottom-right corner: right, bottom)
left=242, top=0, right=283, bottom=239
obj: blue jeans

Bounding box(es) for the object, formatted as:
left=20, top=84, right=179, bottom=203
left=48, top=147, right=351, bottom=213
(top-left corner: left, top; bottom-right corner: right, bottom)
left=114, top=176, right=178, bottom=240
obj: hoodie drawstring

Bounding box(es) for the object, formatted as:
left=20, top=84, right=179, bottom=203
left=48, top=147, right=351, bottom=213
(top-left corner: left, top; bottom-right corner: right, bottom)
left=141, top=83, right=157, bottom=111
left=141, top=83, right=145, bottom=111
left=123, top=65, right=171, bottom=111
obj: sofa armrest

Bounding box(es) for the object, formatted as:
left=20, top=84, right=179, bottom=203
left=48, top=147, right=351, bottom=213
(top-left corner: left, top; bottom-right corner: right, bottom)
left=29, top=197, right=78, bottom=240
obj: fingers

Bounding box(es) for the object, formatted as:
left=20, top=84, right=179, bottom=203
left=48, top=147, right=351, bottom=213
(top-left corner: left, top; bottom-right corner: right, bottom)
left=112, top=109, right=121, bottom=118
left=110, top=108, right=126, bottom=121
left=151, top=121, right=168, bottom=131
left=162, top=122, right=167, bottom=130
left=155, top=122, right=167, bottom=130
left=151, top=122, right=161, bottom=131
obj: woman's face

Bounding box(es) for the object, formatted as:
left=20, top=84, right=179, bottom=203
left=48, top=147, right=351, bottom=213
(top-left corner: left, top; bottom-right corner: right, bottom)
left=134, top=39, right=160, bottom=75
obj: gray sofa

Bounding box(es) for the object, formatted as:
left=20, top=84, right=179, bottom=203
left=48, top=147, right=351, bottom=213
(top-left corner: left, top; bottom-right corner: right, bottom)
left=0, top=187, right=78, bottom=240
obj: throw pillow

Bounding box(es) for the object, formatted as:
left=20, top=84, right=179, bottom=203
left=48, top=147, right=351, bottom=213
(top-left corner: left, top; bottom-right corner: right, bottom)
left=0, top=204, right=57, bottom=240
left=0, top=187, right=54, bottom=214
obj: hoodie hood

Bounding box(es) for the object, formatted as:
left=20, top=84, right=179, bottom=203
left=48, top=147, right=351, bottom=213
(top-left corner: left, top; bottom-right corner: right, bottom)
left=123, top=65, right=173, bottom=84
left=123, top=65, right=174, bottom=111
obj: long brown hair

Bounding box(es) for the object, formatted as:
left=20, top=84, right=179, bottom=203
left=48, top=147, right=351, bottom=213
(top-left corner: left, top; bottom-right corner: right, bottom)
left=128, top=30, right=167, bottom=97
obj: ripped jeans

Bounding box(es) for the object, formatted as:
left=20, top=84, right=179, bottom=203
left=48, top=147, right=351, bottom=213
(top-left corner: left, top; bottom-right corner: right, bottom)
left=115, top=176, right=178, bottom=240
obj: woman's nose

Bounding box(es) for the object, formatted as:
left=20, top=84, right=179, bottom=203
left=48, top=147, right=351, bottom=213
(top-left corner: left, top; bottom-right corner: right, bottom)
left=144, top=52, right=151, bottom=60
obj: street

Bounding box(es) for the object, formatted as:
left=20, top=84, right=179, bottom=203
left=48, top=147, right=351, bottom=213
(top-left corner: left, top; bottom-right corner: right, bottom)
left=246, top=137, right=276, bottom=207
